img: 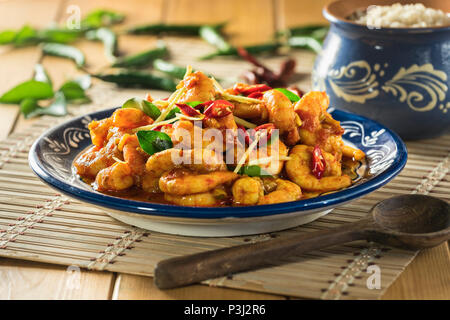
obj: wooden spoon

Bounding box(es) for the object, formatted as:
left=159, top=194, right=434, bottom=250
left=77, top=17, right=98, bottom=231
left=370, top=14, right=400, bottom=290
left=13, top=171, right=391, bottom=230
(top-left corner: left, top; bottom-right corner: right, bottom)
left=154, top=194, right=450, bottom=289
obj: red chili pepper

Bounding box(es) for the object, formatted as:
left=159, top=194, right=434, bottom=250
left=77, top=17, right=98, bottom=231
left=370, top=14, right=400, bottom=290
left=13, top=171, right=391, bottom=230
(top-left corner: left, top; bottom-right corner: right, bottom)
left=311, top=145, right=326, bottom=179
left=247, top=91, right=264, bottom=99
left=237, top=124, right=251, bottom=145
left=176, top=103, right=202, bottom=117
left=153, top=124, right=173, bottom=132
left=203, top=100, right=234, bottom=119
left=247, top=123, right=276, bottom=144
left=239, top=84, right=272, bottom=96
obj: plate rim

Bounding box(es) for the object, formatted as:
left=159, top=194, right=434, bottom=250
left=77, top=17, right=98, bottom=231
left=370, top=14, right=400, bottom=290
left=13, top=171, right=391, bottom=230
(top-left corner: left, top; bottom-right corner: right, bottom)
left=28, top=108, right=408, bottom=219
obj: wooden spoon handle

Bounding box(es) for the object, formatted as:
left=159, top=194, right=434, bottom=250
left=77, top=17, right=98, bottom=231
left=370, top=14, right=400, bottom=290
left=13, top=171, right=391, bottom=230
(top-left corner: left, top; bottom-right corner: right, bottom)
left=154, top=219, right=371, bottom=289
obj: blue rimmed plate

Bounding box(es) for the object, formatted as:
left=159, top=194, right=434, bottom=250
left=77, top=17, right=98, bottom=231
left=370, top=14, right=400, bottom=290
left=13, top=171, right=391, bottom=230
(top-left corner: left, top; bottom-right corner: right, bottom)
left=29, top=107, right=407, bottom=237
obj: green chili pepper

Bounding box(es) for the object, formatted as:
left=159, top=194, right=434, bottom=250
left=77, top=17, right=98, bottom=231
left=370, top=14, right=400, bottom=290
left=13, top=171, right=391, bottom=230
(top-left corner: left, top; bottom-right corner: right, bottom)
left=93, top=71, right=177, bottom=91
left=111, top=41, right=167, bottom=68
left=287, top=36, right=322, bottom=53
left=42, top=42, right=86, bottom=67
left=127, top=22, right=225, bottom=35
left=198, top=42, right=281, bottom=60
left=153, top=59, right=187, bottom=79
left=199, top=25, right=232, bottom=52
left=277, top=25, right=328, bottom=37
left=86, top=27, right=118, bottom=63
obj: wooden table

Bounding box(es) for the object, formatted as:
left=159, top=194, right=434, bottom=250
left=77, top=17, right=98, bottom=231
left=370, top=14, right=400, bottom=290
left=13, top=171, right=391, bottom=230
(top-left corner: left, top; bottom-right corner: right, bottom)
left=0, top=0, right=448, bottom=300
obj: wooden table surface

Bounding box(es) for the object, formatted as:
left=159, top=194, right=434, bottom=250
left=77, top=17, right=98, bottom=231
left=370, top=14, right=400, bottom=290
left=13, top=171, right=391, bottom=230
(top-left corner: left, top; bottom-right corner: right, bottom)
left=0, top=0, right=448, bottom=300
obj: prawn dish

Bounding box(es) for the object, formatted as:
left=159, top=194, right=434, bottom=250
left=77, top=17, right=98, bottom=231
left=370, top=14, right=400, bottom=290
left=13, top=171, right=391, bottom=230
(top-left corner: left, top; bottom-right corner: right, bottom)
left=74, top=67, right=366, bottom=207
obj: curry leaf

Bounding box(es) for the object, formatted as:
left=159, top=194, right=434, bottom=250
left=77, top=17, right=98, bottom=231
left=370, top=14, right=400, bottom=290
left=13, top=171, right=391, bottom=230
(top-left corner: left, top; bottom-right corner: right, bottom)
left=137, top=130, right=173, bottom=156
left=0, top=30, right=16, bottom=44
left=20, top=92, right=67, bottom=118
left=0, top=80, right=53, bottom=104
left=81, top=9, right=125, bottom=29
left=86, top=27, right=118, bottom=63
left=237, top=165, right=273, bottom=177
left=34, top=64, right=52, bottom=87
left=59, top=80, right=90, bottom=103
left=186, top=101, right=203, bottom=108
left=274, top=88, right=300, bottom=103
left=42, top=42, right=85, bottom=67
left=123, top=98, right=161, bottom=120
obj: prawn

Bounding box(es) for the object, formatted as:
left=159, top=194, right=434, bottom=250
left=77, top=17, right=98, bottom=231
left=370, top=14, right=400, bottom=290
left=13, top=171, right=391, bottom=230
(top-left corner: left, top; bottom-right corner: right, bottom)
left=285, top=145, right=351, bottom=192
left=159, top=168, right=238, bottom=195
left=164, top=191, right=223, bottom=207
left=120, top=134, right=148, bottom=176
left=95, top=162, right=134, bottom=191
left=177, top=71, right=216, bottom=103
left=294, top=91, right=345, bottom=158
left=232, top=177, right=301, bottom=205
left=74, top=137, right=120, bottom=178
left=263, top=90, right=301, bottom=146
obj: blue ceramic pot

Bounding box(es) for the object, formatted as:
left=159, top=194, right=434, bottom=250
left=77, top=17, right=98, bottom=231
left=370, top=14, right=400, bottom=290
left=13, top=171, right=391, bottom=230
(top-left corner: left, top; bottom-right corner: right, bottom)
left=312, top=0, right=450, bottom=140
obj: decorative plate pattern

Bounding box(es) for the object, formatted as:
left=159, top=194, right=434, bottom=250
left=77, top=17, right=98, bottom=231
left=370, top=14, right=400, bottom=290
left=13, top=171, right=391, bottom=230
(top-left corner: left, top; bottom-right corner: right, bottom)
left=29, top=107, right=407, bottom=219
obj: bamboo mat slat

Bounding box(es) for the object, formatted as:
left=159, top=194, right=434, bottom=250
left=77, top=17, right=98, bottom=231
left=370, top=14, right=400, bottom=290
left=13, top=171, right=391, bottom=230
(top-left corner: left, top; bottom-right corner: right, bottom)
left=0, top=38, right=449, bottom=300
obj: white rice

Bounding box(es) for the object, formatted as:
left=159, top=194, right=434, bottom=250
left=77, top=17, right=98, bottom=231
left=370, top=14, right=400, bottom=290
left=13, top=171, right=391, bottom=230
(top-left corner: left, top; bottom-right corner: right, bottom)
left=351, top=3, right=450, bottom=28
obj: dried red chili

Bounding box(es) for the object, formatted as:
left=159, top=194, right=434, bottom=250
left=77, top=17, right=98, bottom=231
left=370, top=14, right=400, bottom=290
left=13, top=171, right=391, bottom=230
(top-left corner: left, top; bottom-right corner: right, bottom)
left=248, top=123, right=276, bottom=144
left=247, top=92, right=264, bottom=99
left=176, top=103, right=202, bottom=117
left=311, top=145, right=326, bottom=179
left=238, top=84, right=272, bottom=96
left=237, top=124, right=251, bottom=145
left=203, top=100, right=234, bottom=119
left=152, top=123, right=173, bottom=132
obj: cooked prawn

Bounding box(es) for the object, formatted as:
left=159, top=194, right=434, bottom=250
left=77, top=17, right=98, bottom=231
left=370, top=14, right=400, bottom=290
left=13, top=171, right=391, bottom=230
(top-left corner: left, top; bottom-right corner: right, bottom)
left=95, top=162, right=134, bottom=191
left=164, top=191, right=223, bottom=207
left=286, top=145, right=351, bottom=192
left=177, top=71, right=216, bottom=103
left=159, top=168, right=238, bottom=195
left=263, top=90, right=300, bottom=146
left=232, top=177, right=301, bottom=205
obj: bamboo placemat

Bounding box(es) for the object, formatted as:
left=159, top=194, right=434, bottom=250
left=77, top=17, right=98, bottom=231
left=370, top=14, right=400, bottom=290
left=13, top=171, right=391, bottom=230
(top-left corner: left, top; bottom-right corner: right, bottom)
left=0, top=38, right=449, bottom=299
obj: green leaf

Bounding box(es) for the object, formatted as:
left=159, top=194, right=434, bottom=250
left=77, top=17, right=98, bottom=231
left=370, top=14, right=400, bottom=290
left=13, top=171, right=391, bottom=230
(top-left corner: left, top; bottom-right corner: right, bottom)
left=86, top=27, right=118, bottom=63
left=14, top=25, right=38, bottom=46
left=42, top=42, right=85, bottom=67
left=20, top=92, right=67, bottom=118
left=237, top=165, right=272, bottom=177
left=186, top=101, right=203, bottom=108
left=59, top=80, right=90, bottom=103
left=165, top=107, right=180, bottom=120
left=0, top=30, right=17, bottom=45
left=38, top=28, right=83, bottom=44
left=274, top=88, right=300, bottom=103
left=122, top=98, right=161, bottom=120
left=73, top=75, right=91, bottom=90
left=137, top=130, right=173, bottom=156
left=81, top=9, right=125, bottom=29
left=0, top=80, right=53, bottom=104
left=33, top=64, right=52, bottom=87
